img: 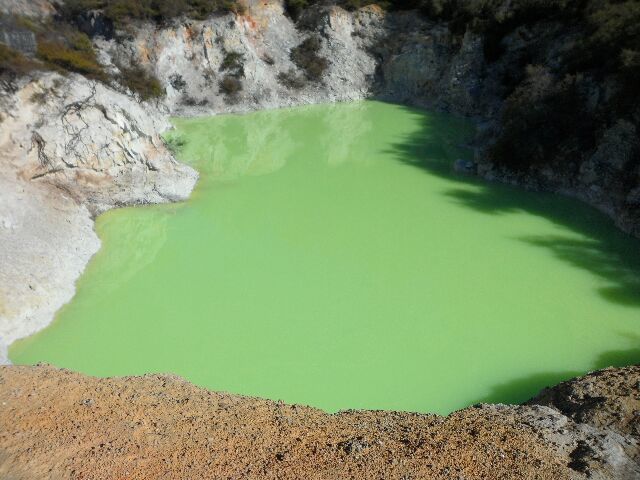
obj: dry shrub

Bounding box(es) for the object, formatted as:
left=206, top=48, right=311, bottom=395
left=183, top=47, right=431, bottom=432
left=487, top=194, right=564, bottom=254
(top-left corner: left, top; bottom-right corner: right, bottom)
left=116, top=65, right=165, bottom=100
left=290, top=36, right=328, bottom=81
left=277, top=69, right=306, bottom=89
left=219, top=74, right=242, bottom=95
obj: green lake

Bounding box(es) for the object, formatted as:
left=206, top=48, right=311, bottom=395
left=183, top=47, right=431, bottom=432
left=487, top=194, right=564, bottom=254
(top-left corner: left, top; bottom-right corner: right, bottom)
left=10, top=101, right=640, bottom=414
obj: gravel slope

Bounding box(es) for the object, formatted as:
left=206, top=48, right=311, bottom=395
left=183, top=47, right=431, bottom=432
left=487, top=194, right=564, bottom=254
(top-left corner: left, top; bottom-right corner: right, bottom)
left=0, top=364, right=638, bottom=479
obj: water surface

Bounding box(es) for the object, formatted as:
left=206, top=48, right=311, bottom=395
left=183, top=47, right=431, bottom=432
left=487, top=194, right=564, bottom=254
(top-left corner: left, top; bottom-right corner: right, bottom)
left=10, top=101, right=640, bottom=414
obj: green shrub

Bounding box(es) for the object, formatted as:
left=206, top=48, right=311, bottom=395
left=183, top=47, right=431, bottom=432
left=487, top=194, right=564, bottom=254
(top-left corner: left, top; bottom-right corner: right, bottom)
left=566, top=1, right=640, bottom=77
left=32, top=22, right=106, bottom=78
left=37, top=40, right=104, bottom=78
left=116, top=65, right=165, bottom=100
left=181, top=95, right=209, bottom=106
left=169, top=73, right=187, bottom=91
left=291, top=36, right=328, bottom=81
left=59, top=0, right=106, bottom=18
left=12, top=15, right=42, bottom=33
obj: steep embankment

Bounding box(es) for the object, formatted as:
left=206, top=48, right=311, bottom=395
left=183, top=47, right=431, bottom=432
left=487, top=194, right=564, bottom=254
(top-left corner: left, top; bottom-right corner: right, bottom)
left=0, top=364, right=638, bottom=479
left=93, top=3, right=491, bottom=116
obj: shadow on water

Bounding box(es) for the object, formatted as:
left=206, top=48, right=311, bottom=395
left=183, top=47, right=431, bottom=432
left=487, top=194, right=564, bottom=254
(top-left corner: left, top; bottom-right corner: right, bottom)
left=470, top=345, right=640, bottom=405
left=385, top=104, right=640, bottom=407
left=387, top=105, right=640, bottom=308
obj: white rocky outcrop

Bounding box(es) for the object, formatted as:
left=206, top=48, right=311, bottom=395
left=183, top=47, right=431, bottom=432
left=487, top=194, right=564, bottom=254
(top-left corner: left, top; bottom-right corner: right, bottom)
left=0, top=73, right=197, bottom=361
left=97, top=2, right=383, bottom=115
left=9, top=74, right=198, bottom=213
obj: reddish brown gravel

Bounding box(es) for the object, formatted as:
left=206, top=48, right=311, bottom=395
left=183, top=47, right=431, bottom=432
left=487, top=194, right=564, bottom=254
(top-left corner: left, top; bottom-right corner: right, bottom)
left=1, top=364, right=638, bottom=479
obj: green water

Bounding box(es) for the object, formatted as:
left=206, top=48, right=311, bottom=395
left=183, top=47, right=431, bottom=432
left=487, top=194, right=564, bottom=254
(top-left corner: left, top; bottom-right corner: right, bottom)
left=10, top=101, right=640, bottom=414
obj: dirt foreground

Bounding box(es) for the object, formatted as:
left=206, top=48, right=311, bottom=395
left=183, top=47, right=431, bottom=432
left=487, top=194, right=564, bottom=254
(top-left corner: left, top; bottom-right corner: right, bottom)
left=0, top=364, right=638, bottom=479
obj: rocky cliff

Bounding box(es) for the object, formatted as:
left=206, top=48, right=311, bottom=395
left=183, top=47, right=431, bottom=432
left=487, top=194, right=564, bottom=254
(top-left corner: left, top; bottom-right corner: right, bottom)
left=94, top=3, right=490, bottom=116
left=85, top=1, right=640, bottom=238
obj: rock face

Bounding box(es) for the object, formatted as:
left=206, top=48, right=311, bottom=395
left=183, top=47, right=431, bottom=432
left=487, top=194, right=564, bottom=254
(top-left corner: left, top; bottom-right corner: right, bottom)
left=100, top=2, right=382, bottom=115
left=0, top=364, right=638, bottom=479
left=97, top=2, right=493, bottom=117
left=373, top=15, right=491, bottom=115
left=0, top=20, right=37, bottom=55
left=576, top=120, right=640, bottom=236
left=17, top=75, right=197, bottom=214
left=0, top=173, right=99, bottom=365
left=0, top=0, right=54, bottom=18
left=0, top=73, right=197, bottom=360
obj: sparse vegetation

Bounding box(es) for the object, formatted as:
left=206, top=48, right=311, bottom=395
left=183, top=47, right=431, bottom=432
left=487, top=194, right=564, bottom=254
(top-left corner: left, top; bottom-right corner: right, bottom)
left=1, top=12, right=167, bottom=102
left=0, top=14, right=107, bottom=82
left=290, top=36, right=328, bottom=82
left=58, top=0, right=242, bottom=28
left=37, top=38, right=104, bottom=79
left=116, top=64, right=165, bottom=100
left=164, top=134, right=187, bottom=154
left=220, top=51, right=245, bottom=77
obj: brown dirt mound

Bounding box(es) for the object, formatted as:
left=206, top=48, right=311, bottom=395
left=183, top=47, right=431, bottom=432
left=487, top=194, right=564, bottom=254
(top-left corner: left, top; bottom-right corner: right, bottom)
left=1, top=364, right=638, bottom=479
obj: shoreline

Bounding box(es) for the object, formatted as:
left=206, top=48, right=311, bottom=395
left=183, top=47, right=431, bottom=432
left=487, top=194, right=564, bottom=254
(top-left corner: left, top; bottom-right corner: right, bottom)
left=5, top=98, right=639, bottom=412
left=0, top=170, right=101, bottom=364
left=3, top=94, right=639, bottom=363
